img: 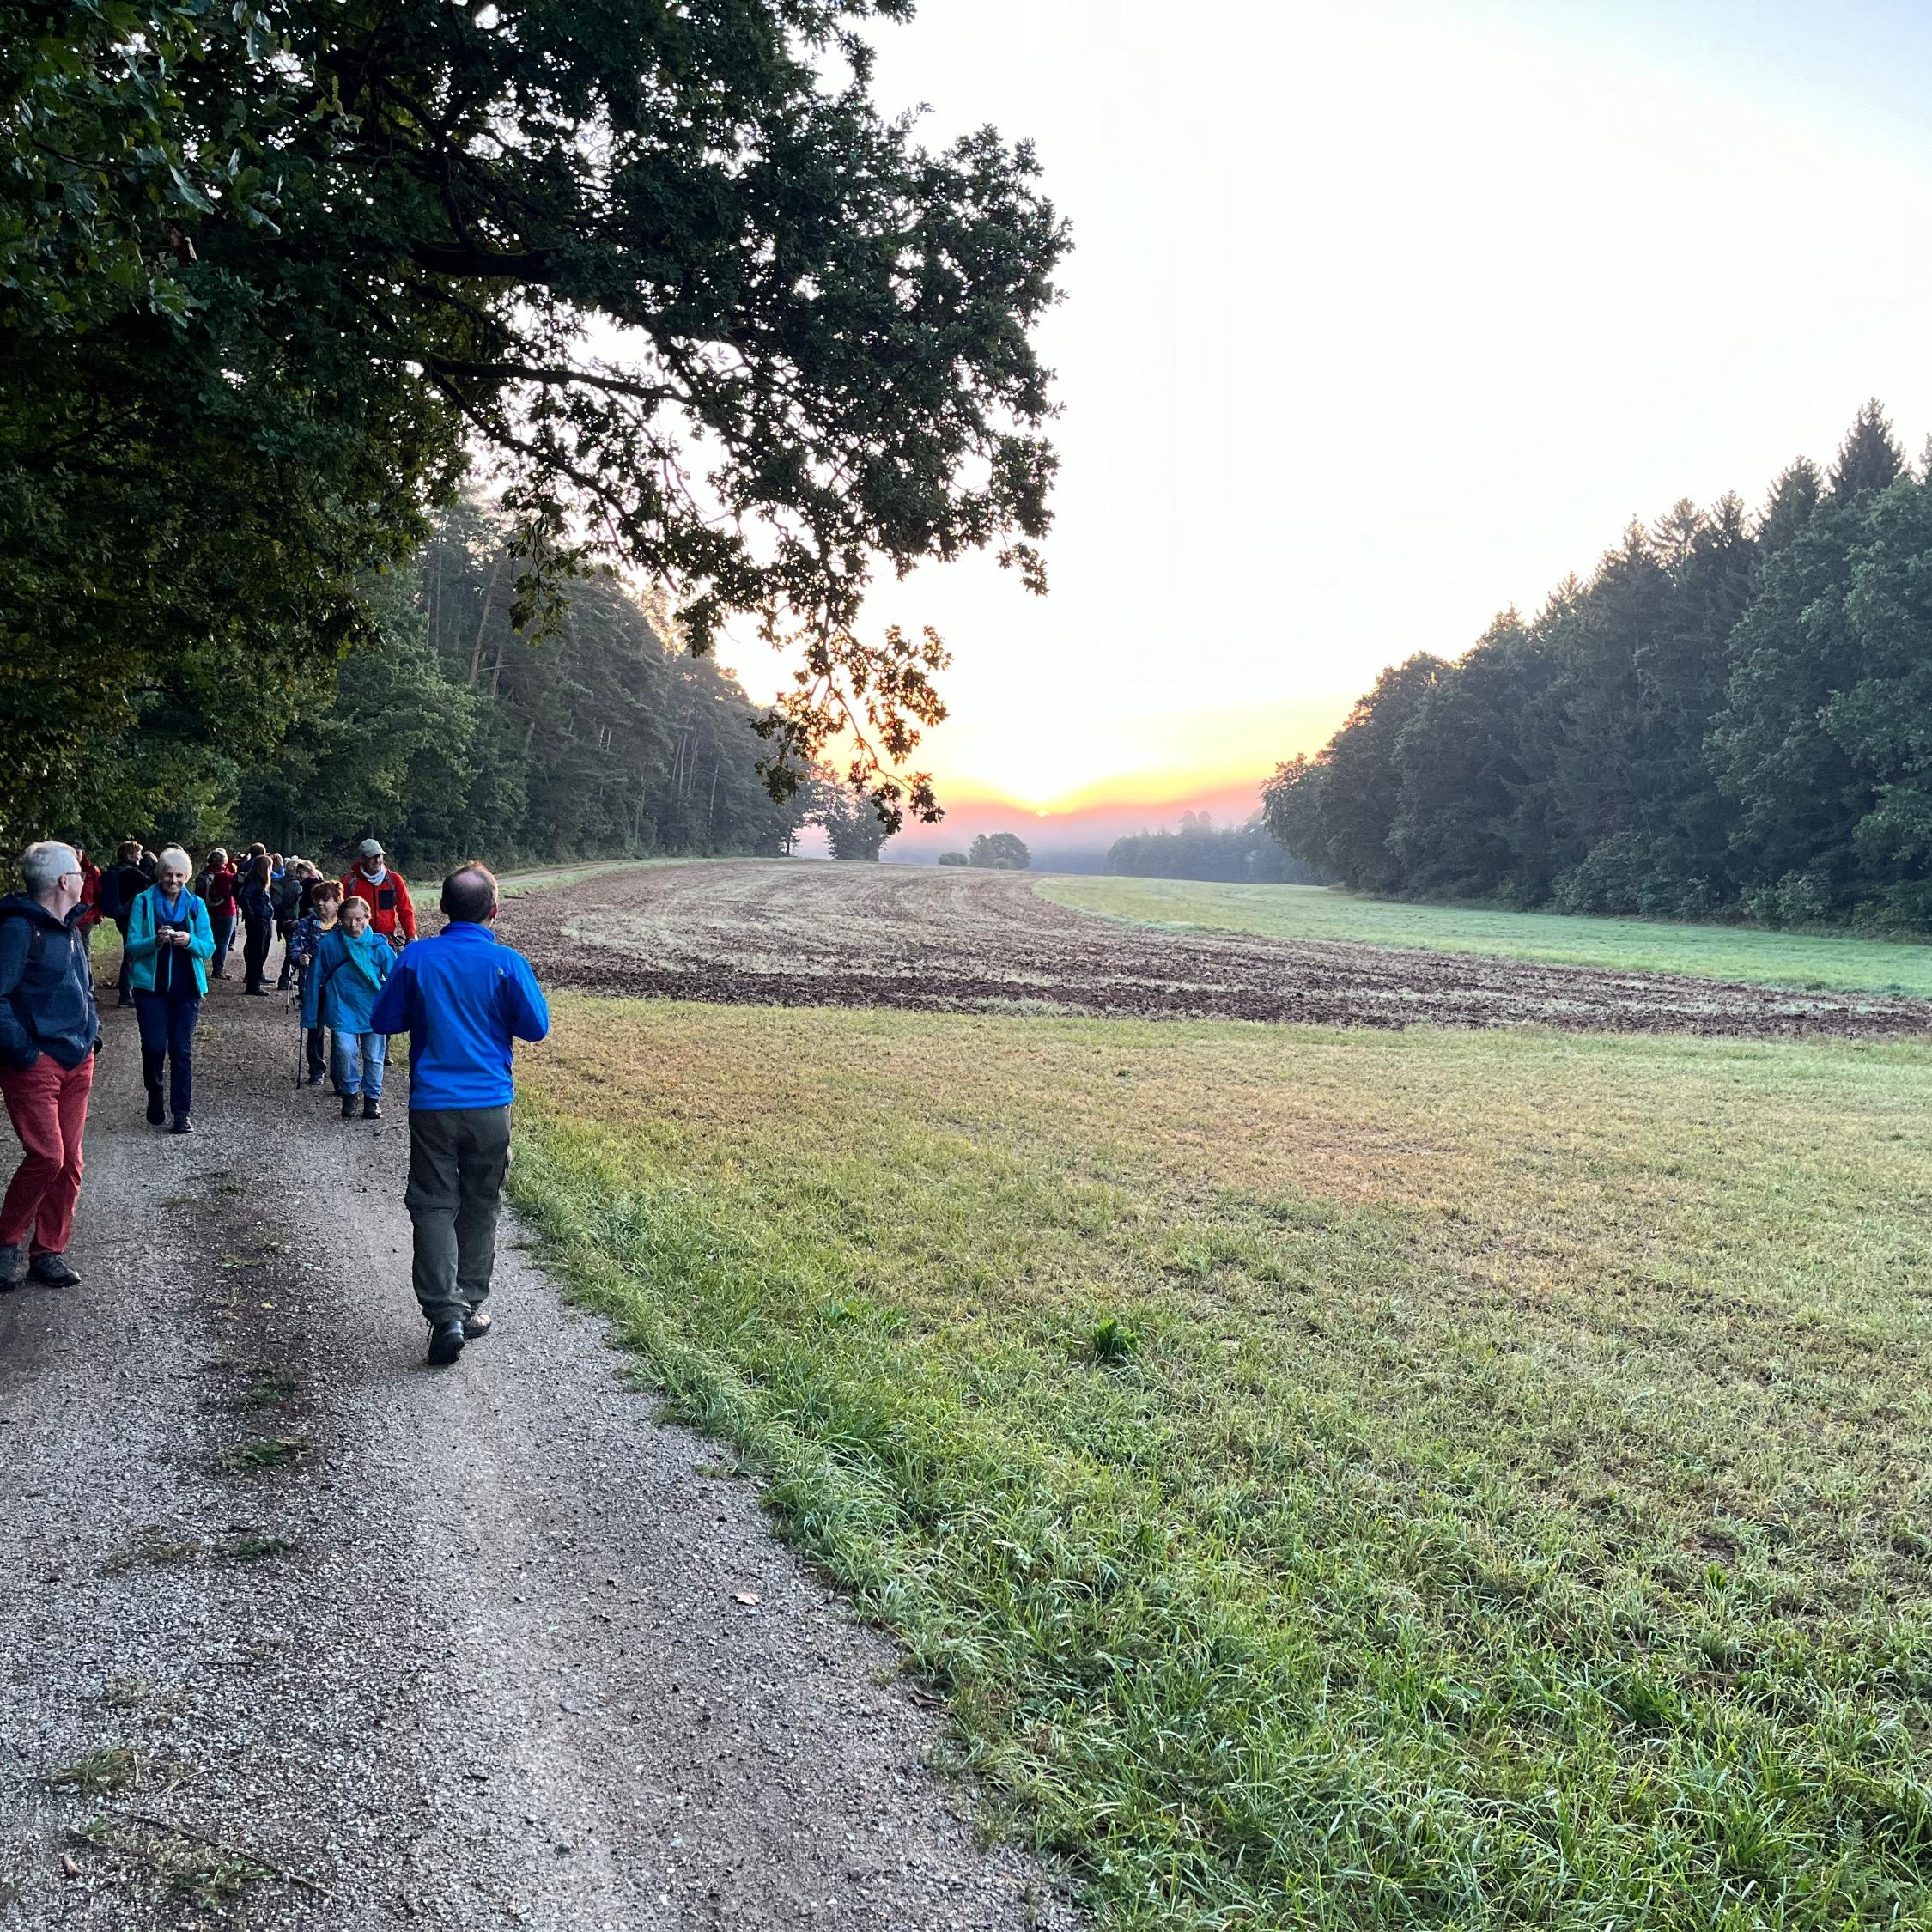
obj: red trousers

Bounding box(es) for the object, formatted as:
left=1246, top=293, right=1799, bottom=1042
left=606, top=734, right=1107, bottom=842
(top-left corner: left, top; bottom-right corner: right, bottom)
left=0, top=1054, right=94, bottom=1259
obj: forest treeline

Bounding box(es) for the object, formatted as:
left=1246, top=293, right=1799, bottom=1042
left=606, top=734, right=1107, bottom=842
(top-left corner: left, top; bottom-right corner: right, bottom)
left=1109, top=812, right=1321, bottom=885
left=42, top=501, right=804, bottom=867
left=1265, top=402, right=1932, bottom=927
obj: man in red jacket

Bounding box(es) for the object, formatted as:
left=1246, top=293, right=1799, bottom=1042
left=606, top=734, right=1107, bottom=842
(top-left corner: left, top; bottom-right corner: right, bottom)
left=340, top=839, right=418, bottom=950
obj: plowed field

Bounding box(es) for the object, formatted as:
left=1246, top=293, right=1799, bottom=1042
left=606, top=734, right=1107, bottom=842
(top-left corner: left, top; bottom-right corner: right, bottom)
left=495, top=861, right=1932, bottom=1038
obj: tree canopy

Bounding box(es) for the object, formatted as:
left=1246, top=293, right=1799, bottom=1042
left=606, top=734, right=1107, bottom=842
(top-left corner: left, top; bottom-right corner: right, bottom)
left=1, top=0, right=1067, bottom=845
left=32, top=501, right=806, bottom=868
left=1266, top=402, right=1932, bottom=928
left=1107, top=811, right=1318, bottom=884
left=969, top=830, right=1030, bottom=870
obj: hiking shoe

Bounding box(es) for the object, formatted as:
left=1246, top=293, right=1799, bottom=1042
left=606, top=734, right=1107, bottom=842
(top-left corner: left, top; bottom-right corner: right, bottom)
left=171, top=1115, right=192, bottom=1135
left=306, top=1070, right=325, bottom=1086
left=0, top=1242, right=24, bottom=1287
left=462, top=1309, right=493, bottom=1340
left=145, top=1091, right=166, bottom=1127
left=340, top=1092, right=358, bottom=1120
left=27, top=1253, right=79, bottom=1288
left=362, top=1097, right=382, bottom=1121
left=426, top=1320, right=465, bottom=1367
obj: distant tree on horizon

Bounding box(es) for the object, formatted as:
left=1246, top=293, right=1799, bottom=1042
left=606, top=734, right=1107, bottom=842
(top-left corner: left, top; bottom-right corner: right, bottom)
left=969, top=832, right=1032, bottom=871
left=1109, top=813, right=1318, bottom=885
left=819, top=783, right=892, bottom=861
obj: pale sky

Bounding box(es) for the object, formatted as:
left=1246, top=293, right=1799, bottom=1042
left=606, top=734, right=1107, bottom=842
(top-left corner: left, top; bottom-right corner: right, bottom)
left=730, top=0, right=1932, bottom=818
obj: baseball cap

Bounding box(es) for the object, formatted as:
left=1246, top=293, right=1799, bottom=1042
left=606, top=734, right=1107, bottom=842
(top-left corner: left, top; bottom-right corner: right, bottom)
left=357, top=838, right=385, bottom=859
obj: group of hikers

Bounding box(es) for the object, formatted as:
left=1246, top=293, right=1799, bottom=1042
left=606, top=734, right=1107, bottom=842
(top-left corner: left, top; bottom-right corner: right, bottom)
left=0, top=836, right=549, bottom=1365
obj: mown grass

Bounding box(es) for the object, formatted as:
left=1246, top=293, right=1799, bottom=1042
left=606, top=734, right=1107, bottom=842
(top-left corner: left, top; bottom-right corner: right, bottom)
left=1036, top=875, right=1932, bottom=998
left=513, top=997, right=1932, bottom=1929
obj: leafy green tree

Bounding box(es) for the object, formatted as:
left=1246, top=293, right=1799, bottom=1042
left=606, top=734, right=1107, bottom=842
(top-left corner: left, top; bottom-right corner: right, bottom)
left=937, top=851, right=969, bottom=866
left=1261, top=754, right=1332, bottom=878
left=819, top=782, right=890, bottom=860
left=969, top=831, right=1032, bottom=870
left=1, top=0, right=1067, bottom=843
left=239, top=575, right=498, bottom=866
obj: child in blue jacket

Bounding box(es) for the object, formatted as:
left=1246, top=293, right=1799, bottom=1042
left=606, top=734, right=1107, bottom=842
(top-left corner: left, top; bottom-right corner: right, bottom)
left=317, top=894, right=394, bottom=1121
left=289, top=878, right=343, bottom=1086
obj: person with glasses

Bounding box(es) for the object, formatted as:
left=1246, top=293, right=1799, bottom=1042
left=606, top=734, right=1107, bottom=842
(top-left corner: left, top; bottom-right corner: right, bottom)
left=0, top=842, right=101, bottom=1288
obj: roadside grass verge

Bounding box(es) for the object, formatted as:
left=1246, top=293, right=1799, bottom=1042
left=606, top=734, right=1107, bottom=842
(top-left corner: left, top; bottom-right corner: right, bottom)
left=1036, top=874, right=1932, bottom=998
left=512, top=997, right=1932, bottom=1930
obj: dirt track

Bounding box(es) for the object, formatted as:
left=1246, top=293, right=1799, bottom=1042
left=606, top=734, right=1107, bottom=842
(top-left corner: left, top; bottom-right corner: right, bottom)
left=496, top=862, right=1932, bottom=1040
left=0, top=987, right=1074, bottom=1929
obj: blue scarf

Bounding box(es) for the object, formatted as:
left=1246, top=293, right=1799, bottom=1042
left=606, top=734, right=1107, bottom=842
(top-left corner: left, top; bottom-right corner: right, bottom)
left=153, top=887, right=189, bottom=926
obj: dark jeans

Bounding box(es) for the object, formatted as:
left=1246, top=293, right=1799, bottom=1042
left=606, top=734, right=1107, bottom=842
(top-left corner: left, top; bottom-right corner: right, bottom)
left=307, top=1025, right=329, bottom=1081
left=241, top=913, right=273, bottom=990
left=134, top=988, right=201, bottom=1119
left=209, top=911, right=235, bottom=976
left=404, top=1107, right=511, bottom=1327
left=113, top=917, right=134, bottom=1000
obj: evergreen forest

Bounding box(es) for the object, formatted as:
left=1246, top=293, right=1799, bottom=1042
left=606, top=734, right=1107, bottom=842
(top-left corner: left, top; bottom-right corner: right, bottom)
left=1265, top=402, right=1932, bottom=928
left=34, top=503, right=805, bottom=869
left=1108, top=811, right=1321, bottom=884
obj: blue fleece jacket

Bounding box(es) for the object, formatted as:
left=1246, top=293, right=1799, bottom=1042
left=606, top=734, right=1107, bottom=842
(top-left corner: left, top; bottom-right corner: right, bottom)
left=0, top=896, right=100, bottom=1068
left=369, top=921, right=549, bottom=1110
left=315, top=926, right=392, bottom=1031
left=124, top=885, right=216, bottom=998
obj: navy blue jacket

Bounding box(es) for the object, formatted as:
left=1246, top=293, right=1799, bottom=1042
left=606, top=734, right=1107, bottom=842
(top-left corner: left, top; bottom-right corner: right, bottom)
left=0, top=896, right=100, bottom=1069
left=369, top=921, right=549, bottom=1110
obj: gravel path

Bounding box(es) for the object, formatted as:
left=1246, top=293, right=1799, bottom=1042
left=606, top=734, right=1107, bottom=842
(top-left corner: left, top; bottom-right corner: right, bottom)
left=0, top=982, right=1076, bottom=1929
left=495, top=862, right=1932, bottom=1039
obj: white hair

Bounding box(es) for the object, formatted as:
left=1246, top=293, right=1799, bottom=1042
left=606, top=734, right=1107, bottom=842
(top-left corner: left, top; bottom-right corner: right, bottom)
left=21, top=841, right=78, bottom=896
left=156, top=846, right=192, bottom=874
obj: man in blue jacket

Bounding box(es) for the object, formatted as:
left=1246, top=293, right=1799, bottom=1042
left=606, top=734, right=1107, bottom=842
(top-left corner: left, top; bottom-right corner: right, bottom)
left=0, top=842, right=101, bottom=1287
left=370, top=862, right=549, bottom=1364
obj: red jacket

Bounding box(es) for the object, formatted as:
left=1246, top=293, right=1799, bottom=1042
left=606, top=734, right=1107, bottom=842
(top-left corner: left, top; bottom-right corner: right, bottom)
left=77, top=860, right=101, bottom=932
left=339, top=865, right=416, bottom=944
left=200, top=863, right=239, bottom=917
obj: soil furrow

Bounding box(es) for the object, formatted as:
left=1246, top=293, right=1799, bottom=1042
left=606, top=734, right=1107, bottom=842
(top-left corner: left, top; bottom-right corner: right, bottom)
left=496, top=863, right=1932, bottom=1039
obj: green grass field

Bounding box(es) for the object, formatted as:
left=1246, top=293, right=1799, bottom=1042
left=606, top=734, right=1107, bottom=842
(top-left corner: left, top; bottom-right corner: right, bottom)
left=513, top=997, right=1932, bottom=1930
left=1036, top=875, right=1932, bottom=998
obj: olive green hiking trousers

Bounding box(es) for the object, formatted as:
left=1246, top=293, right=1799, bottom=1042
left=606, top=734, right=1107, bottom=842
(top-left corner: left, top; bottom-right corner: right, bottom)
left=404, top=1105, right=511, bottom=1327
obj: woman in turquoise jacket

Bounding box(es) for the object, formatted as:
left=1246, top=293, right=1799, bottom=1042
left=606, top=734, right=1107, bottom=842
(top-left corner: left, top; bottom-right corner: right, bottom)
left=124, top=847, right=216, bottom=1133
left=317, top=895, right=394, bottom=1121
